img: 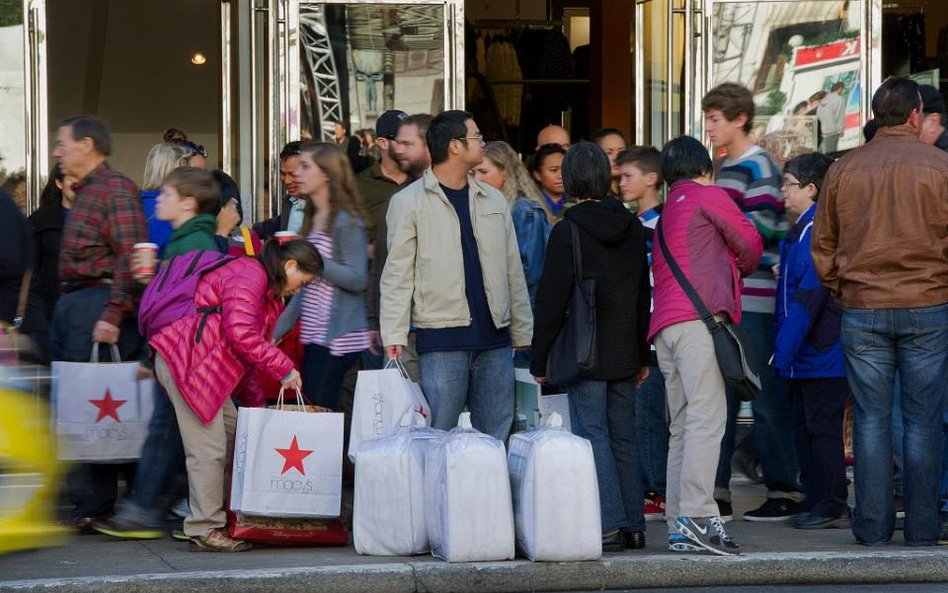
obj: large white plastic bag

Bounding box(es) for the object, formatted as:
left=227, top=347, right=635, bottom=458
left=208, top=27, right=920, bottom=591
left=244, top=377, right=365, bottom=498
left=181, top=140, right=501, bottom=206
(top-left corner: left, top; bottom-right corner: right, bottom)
left=348, top=359, right=430, bottom=462
left=353, top=414, right=445, bottom=556
left=230, top=397, right=344, bottom=518
left=508, top=412, right=601, bottom=561
left=425, top=412, right=516, bottom=563
left=51, top=344, right=155, bottom=462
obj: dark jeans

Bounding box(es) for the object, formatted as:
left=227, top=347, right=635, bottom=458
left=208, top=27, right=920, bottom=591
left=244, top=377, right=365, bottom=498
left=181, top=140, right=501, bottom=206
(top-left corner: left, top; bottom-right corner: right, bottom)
left=51, top=285, right=145, bottom=519
left=568, top=377, right=645, bottom=533
left=115, top=381, right=186, bottom=526
left=842, top=304, right=948, bottom=546
left=302, top=343, right=363, bottom=410
left=791, top=377, right=849, bottom=518
left=635, top=365, right=668, bottom=494
left=716, top=311, right=800, bottom=498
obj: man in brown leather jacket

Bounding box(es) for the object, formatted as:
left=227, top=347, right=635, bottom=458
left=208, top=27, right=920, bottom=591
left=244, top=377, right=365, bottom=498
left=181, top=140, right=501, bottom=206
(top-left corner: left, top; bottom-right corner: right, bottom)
left=812, top=77, right=948, bottom=548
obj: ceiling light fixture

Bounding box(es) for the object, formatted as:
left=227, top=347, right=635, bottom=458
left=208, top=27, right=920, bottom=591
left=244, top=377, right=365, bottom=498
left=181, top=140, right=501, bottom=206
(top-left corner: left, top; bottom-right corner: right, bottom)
left=191, top=52, right=207, bottom=66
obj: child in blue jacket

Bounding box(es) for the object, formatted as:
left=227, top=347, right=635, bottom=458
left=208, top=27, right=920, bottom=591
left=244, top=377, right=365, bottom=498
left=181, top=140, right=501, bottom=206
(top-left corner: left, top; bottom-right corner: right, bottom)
left=774, top=152, right=849, bottom=530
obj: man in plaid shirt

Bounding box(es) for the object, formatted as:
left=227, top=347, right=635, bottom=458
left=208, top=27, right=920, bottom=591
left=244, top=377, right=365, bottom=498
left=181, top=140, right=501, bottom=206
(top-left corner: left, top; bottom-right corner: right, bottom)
left=52, top=115, right=149, bottom=529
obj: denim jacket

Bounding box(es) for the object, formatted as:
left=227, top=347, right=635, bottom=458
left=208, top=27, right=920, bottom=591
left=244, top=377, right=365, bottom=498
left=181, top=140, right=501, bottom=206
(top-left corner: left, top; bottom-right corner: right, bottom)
left=511, top=196, right=552, bottom=304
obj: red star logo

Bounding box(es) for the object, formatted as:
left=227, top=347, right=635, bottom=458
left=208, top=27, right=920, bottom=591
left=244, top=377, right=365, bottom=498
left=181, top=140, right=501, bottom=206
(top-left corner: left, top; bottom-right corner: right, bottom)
left=89, top=389, right=127, bottom=423
left=275, top=436, right=314, bottom=475
left=415, top=405, right=428, bottom=419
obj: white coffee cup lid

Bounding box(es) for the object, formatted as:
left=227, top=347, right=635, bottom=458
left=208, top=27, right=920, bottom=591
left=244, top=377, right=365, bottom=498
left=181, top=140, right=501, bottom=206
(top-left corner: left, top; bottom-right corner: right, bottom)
left=133, top=242, right=158, bottom=249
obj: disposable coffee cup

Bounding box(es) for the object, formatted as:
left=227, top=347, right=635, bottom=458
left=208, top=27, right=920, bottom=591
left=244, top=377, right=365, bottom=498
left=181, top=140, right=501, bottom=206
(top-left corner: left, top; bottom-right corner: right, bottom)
left=274, top=231, right=299, bottom=245
left=132, top=242, right=159, bottom=277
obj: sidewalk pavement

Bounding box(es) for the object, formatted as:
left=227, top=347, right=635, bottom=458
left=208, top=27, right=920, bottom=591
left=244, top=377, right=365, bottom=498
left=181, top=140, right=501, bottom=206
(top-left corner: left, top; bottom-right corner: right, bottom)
left=2, top=480, right=947, bottom=593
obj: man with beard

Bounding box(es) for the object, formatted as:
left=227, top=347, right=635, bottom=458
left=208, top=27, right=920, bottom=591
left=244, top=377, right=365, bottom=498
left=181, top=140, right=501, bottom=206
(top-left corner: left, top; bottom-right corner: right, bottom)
left=356, top=109, right=408, bottom=247
left=364, top=113, right=432, bottom=374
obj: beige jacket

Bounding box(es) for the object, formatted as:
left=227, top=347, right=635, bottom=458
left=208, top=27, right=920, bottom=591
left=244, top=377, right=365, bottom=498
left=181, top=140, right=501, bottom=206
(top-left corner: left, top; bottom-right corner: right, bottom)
left=380, top=169, right=533, bottom=348
left=812, top=125, right=948, bottom=309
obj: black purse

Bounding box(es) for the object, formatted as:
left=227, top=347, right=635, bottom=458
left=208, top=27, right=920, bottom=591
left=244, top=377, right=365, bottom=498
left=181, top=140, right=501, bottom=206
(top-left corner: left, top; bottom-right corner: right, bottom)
left=656, top=224, right=761, bottom=402
left=545, top=222, right=598, bottom=386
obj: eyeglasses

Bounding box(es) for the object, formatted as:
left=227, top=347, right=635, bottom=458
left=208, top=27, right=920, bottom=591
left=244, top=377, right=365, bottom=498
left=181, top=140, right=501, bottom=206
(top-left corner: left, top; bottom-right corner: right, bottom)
left=781, top=180, right=804, bottom=189
left=456, top=133, right=484, bottom=143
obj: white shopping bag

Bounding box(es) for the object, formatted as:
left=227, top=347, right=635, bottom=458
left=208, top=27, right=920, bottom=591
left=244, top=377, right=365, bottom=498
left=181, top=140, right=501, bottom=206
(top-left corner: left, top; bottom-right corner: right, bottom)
left=348, top=359, right=430, bottom=462
left=354, top=412, right=445, bottom=556
left=51, top=344, right=155, bottom=462
left=231, top=388, right=344, bottom=518
left=425, top=412, right=516, bottom=563
left=508, top=412, right=601, bottom=561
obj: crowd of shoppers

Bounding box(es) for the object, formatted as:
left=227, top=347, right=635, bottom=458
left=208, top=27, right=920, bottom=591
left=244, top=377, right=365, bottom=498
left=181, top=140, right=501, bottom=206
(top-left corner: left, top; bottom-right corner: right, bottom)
left=5, top=75, right=946, bottom=557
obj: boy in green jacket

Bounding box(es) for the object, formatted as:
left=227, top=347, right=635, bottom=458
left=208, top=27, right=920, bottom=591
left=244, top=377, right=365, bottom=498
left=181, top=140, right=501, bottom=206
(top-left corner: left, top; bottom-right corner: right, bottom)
left=156, top=167, right=222, bottom=260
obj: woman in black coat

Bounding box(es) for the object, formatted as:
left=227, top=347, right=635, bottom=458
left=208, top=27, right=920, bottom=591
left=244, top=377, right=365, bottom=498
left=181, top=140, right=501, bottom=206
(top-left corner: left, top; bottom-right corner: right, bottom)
left=29, top=167, right=75, bottom=320
left=530, top=142, right=652, bottom=552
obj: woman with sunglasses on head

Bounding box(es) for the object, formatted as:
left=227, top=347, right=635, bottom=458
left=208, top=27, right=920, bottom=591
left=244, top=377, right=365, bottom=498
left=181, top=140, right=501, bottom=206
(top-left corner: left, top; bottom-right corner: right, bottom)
left=172, top=138, right=209, bottom=169
left=291, top=142, right=370, bottom=411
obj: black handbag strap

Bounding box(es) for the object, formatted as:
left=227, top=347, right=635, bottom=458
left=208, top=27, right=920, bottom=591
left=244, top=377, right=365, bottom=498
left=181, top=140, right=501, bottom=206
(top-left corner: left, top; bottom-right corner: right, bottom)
left=655, top=221, right=719, bottom=330
left=569, top=220, right=583, bottom=280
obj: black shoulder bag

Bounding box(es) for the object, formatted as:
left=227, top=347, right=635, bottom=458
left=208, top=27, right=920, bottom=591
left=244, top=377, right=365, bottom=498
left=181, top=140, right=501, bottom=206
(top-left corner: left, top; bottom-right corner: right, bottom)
left=545, top=222, right=598, bottom=386
left=656, top=224, right=761, bottom=401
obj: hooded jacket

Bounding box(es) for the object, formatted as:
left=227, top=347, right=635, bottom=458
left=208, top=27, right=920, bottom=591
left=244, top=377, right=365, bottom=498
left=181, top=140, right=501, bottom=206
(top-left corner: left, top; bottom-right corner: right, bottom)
left=530, top=198, right=651, bottom=381
left=163, top=214, right=220, bottom=260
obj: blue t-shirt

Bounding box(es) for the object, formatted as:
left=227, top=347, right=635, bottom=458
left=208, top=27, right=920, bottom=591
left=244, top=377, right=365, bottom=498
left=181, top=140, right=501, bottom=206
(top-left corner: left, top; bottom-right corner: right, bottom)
left=415, top=184, right=511, bottom=353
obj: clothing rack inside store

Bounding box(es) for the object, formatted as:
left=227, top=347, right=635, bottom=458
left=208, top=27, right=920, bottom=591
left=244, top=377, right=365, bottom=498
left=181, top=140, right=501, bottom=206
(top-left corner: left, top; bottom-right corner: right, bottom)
left=882, top=1, right=924, bottom=13
left=473, top=18, right=565, bottom=30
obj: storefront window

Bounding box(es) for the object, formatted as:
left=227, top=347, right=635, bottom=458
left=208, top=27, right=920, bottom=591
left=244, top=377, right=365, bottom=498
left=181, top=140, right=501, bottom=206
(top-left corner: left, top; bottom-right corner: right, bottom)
left=0, top=0, right=27, bottom=212
left=635, top=0, right=686, bottom=148
left=299, top=2, right=446, bottom=142
left=711, top=1, right=866, bottom=161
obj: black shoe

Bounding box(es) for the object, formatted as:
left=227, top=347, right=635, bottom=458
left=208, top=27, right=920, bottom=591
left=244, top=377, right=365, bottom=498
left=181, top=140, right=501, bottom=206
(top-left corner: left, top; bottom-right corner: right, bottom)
left=715, top=499, right=733, bottom=522
left=602, top=529, right=625, bottom=553
left=622, top=530, right=645, bottom=550
left=743, top=498, right=798, bottom=522
left=794, top=508, right=852, bottom=530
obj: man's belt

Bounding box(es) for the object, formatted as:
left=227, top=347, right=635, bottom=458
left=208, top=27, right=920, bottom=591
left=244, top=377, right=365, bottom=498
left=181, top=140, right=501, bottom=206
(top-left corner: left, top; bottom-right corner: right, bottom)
left=59, top=278, right=114, bottom=293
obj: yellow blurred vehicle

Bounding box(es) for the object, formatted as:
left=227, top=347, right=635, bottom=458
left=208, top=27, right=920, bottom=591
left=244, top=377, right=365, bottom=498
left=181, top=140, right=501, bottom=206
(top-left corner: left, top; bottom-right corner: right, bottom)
left=0, top=374, right=71, bottom=554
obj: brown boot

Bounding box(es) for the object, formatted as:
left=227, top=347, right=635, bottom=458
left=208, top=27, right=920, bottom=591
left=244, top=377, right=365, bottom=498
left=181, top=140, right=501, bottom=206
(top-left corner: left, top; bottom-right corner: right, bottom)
left=189, top=528, right=251, bottom=553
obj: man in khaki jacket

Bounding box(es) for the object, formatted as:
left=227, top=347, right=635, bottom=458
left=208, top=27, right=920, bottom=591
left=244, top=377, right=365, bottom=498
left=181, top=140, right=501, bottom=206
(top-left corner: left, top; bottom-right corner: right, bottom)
left=380, top=110, right=532, bottom=441
left=812, top=77, right=948, bottom=547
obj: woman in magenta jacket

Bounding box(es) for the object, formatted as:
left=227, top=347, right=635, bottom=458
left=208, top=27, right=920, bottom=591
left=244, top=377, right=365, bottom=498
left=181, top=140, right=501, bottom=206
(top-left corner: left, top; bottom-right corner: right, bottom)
left=150, top=239, right=322, bottom=552
left=649, top=136, right=761, bottom=556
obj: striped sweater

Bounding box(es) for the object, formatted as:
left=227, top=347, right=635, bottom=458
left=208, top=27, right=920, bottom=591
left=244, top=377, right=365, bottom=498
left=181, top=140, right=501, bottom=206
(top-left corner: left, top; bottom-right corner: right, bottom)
left=715, top=145, right=787, bottom=314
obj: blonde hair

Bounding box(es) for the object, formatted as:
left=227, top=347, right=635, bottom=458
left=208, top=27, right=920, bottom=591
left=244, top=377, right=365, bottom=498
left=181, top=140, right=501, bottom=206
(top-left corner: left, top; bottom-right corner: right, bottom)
left=298, top=142, right=366, bottom=237
left=141, top=142, right=186, bottom=190
left=483, top=141, right=552, bottom=221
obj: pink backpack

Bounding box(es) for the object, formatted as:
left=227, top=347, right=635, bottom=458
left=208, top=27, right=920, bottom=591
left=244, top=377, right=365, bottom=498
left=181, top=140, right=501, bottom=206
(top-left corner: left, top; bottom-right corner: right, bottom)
left=138, top=251, right=237, bottom=341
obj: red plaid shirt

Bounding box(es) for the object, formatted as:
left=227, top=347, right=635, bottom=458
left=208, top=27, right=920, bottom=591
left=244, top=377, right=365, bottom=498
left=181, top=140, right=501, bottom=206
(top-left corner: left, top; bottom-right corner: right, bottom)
left=59, top=162, right=148, bottom=327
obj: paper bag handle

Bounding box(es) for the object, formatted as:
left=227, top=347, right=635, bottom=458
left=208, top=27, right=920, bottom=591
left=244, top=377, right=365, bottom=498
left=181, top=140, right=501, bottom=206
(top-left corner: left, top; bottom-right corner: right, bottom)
left=90, top=342, right=122, bottom=364
left=275, top=386, right=308, bottom=411
left=383, top=356, right=413, bottom=380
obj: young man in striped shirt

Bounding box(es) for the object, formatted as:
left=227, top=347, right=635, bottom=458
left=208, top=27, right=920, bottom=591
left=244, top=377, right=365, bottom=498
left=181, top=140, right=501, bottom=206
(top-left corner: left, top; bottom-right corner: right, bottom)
left=703, top=83, right=802, bottom=522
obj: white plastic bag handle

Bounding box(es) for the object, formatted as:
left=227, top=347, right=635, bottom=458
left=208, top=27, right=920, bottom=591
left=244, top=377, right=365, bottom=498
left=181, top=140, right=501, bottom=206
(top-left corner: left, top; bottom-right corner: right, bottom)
left=383, top=356, right=412, bottom=380
left=90, top=342, right=122, bottom=364
left=542, top=411, right=564, bottom=428
left=457, top=411, right=473, bottom=429
left=275, top=386, right=307, bottom=411
left=400, top=410, right=427, bottom=427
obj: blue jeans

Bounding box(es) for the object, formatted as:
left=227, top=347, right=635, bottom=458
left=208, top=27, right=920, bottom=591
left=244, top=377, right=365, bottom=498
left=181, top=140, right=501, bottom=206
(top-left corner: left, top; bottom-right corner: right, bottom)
left=842, top=304, right=948, bottom=545
left=634, top=365, right=668, bottom=494
left=568, top=377, right=645, bottom=533
left=303, top=344, right=363, bottom=410
left=116, top=382, right=185, bottom=526
left=716, top=311, right=800, bottom=497
left=419, top=347, right=514, bottom=442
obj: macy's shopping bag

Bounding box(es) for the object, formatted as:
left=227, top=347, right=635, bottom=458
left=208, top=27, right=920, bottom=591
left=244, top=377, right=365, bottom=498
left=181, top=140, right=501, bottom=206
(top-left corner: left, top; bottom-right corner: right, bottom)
left=51, top=344, right=155, bottom=462
left=231, top=389, right=344, bottom=518
left=348, top=359, right=430, bottom=462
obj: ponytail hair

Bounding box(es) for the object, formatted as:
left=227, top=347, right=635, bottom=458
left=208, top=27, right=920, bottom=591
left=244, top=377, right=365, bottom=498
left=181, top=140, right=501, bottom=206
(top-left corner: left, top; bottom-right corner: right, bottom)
left=259, top=238, right=323, bottom=293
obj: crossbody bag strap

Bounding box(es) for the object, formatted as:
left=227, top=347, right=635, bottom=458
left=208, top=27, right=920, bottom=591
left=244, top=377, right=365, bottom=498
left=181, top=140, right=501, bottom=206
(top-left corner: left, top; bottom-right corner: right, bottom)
left=655, top=221, right=718, bottom=329
left=569, top=220, right=583, bottom=279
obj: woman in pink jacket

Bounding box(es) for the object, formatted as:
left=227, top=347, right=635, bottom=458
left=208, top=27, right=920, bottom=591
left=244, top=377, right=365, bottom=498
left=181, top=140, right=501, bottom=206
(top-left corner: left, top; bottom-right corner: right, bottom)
left=150, top=239, right=322, bottom=552
left=649, top=136, right=762, bottom=556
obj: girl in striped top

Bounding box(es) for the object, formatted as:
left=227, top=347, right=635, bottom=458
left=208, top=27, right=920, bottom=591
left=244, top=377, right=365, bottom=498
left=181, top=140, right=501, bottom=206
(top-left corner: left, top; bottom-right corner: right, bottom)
left=293, top=142, right=370, bottom=410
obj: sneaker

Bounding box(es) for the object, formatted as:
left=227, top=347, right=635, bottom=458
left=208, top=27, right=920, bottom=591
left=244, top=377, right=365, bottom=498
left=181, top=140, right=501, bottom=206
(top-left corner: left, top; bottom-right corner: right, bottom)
left=743, top=498, right=798, bottom=522
left=715, top=499, right=733, bottom=522
left=171, top=529, right=190, bottom=542
left=92, top=517, right=164, bottom=540
left=793, top=508, right=852, bottom=530
left=189, top=528, right=251, bottom=553
left=668, top=533, right=704, bottom=552
left=644, top=493, right=666, bottom=521
left=676, top=516, right=741, bottom=556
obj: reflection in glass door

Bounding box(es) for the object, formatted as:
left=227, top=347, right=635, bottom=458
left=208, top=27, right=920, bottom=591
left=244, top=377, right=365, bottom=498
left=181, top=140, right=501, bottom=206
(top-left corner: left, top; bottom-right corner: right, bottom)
left=297, top=0, right=463, bottom=142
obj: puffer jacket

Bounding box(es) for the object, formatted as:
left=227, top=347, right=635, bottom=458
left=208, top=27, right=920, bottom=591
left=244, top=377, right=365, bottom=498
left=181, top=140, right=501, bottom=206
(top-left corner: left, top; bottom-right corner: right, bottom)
left=648, top=180, right=762, bottom=341
left=150, top=256, right=294, bottom=425
left=774, top=205, right=844, bottom=379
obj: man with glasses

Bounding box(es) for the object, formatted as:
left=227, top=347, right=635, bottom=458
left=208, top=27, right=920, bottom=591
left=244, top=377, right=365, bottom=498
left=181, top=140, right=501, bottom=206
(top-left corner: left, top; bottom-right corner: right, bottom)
left=380, top=110, right=532, bottom=441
